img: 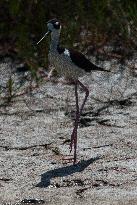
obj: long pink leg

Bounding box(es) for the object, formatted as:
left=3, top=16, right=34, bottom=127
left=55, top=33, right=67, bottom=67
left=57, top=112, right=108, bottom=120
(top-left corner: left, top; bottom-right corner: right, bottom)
left=70, top=81, right=79, bottom=153
left=62, top=82, right=79, bottom=164
left=78, top=80, right=89, bottom=115
left=70, top=80, right=89, bottom=164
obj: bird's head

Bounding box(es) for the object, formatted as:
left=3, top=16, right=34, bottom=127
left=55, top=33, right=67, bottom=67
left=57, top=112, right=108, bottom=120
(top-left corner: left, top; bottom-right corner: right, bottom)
left=37, top=18, right=61, bottom=44
left=47, top=19, right=61, bottom=32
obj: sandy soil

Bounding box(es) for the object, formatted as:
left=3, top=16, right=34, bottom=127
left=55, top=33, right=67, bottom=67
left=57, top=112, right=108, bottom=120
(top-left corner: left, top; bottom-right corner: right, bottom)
left=0, top=57, right=137, bottom=205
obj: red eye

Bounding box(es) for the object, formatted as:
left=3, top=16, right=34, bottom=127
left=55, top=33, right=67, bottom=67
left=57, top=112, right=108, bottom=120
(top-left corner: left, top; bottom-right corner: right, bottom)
left=53, top=22, right=60, bottom=29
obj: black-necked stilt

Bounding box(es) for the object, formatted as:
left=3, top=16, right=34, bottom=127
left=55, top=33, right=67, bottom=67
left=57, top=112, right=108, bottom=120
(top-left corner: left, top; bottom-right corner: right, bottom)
left=37, top=19, right=110, bottom=164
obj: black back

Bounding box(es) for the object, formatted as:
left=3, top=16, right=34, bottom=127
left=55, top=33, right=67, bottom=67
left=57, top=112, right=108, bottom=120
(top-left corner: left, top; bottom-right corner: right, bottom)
left=57, top=45, right=65, bottom=54
left=69, top=49, right=109, bottom=72
left=57, top=46, right=108, bottom=72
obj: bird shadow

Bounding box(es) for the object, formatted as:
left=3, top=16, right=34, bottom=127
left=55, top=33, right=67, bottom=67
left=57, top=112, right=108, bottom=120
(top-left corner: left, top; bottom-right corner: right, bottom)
left=36, top=156, right=100, bottom=188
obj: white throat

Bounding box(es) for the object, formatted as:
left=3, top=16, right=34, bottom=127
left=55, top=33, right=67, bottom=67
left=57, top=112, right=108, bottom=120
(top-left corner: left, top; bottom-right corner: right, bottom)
left=50, top=30, right=60, bottom=51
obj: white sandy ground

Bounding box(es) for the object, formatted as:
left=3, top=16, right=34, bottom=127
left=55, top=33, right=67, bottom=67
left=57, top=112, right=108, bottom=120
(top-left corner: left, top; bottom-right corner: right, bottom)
left=0, top=57, right=137, bottom=205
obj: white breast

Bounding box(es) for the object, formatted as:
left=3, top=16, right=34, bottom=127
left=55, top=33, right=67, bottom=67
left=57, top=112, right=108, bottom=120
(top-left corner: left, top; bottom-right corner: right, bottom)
left=48, top=51, right=85, bottom=79
left=64, top=49, right=70, bottom=57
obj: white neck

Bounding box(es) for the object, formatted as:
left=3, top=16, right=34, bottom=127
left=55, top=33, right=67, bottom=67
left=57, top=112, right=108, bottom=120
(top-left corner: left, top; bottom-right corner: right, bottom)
left=50, top=30, right=60, bottom=51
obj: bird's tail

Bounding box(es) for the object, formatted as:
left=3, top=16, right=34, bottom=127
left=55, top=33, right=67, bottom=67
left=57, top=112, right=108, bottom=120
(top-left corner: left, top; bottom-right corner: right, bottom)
left=91, top=64, right=111, bottom=72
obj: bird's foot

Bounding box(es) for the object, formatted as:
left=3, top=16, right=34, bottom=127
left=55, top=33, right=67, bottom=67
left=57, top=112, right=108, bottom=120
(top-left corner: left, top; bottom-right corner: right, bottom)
left=61, top=155, right=75, bottom=164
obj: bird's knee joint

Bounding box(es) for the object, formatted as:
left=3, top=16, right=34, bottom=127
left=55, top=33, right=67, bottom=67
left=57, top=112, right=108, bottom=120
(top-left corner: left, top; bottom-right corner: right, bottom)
left=86, top=89, right=89, bottom=96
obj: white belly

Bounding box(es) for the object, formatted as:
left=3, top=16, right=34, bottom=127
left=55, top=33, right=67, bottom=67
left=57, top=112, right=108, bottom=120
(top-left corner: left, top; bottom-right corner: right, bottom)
left=48, top=52, right=85, bottom=79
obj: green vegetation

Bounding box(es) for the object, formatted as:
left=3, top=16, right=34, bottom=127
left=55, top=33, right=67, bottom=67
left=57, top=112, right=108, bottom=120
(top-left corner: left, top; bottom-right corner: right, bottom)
left=1, top=0, right=137, bottom=68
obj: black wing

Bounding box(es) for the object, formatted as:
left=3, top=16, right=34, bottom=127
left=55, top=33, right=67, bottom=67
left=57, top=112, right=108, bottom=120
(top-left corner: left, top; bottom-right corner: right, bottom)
left=57, top=45, right=110, bottom=73
left=69, top=49, right=109, bottom=73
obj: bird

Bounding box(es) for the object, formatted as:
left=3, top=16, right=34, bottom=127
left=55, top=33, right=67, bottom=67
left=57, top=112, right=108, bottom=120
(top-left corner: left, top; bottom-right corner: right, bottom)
left=37, top=18, right=110, bottom=164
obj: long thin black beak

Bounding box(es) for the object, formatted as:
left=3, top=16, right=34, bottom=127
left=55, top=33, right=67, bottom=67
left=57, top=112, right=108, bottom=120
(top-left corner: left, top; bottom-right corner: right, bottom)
left=37, top=31, right=50, bottom=45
